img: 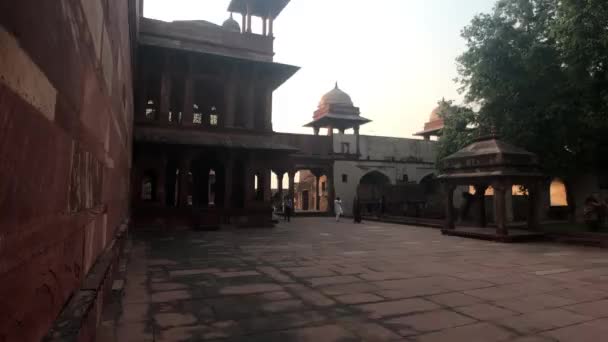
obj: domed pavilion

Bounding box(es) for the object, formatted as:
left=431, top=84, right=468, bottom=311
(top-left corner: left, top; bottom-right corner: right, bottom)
left=415, top=106, right=445, bottom=141
left=304, top=83, right=371, bottom=155
left=438, top=133, right=545, bottom=242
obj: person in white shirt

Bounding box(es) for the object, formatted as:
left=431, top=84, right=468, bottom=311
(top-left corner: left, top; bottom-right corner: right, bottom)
left=334, top=197, right=343, bottom=222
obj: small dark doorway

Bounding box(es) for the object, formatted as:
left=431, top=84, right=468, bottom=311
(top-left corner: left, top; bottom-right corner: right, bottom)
left=302, top=190, right=310, bottom=211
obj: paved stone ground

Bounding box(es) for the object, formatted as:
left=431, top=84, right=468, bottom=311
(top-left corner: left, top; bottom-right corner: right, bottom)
left=97, top=218, right=608, bottom=341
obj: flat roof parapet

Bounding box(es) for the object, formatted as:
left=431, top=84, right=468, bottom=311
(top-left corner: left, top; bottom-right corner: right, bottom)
left=139, top=18, right=274, bottom=62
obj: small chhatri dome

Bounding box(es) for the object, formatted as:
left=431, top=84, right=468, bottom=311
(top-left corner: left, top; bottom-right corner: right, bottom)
left=222, top=13, right=241, bottom=32
left=429, top=106, right=442, bottom=122
left=319, top=82, right=354, bottom=107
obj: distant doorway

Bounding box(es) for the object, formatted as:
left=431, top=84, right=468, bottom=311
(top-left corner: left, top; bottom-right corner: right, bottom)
left=302, top=190, right=310, bottom=211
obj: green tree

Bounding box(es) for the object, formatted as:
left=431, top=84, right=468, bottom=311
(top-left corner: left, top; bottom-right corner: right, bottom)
left=440, top=0, right=608, bottom=198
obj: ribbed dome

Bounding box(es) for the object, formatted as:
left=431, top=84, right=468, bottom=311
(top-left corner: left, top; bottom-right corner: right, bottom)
left=222, top=13, right=241, bottom=32
left=319, top=83, right=353, bottom=107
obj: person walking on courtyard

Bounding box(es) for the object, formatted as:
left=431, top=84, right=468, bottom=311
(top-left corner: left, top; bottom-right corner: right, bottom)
left=334, top=197, right=343, bottom=222
left=353, top=196, right=362, bottom=223
left=284, top=196, right=293, bottom=222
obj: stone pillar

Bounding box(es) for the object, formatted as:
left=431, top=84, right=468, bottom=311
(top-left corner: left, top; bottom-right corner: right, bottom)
left=224, top=67, right=237, bottom=128
left=494, top=182, right=508, bottom=236
left=244, top=158, right=255, bottom=207
left=182, top=77, right=193, bottom=126
left=262, top=17, right=267, bottom=35
left=354, top=125, right=361, bottom=156
left=241, top=13, right=246, bottom=34
left=326, top=169, right=335, bottom=213
left=314, top=127, right=320, bottom=136
left=527, top=181, right=540, bottom=230
left=159, top=73, right=171, bottom=124
left=444, top=184, right=455, bottom=230
left=288, top=171, right=295, bottom=203
left=269, top=18, right=274, bottom=37
left=157, top=152, right=168, bottom=205
left=178, top=156, right=191, bottom=207
left=200, top=166, right=210, bottom=208
left=223, top=157, right=234, bottom=209
left=264, top=89, right=273, bottom=131
left=263, top=169, right=272, bottom=203
left=276, top=171, right=285, bottom=197
left=312, top=170, right=321, bottom=211
left=246, top=2, right=252, bottom=33
left=327, top=127, right=333, bottom=136
left=244, top=73, right=255, bottom=130
left=474, top=185, right=488, bottom=227
left=505, top=188, right=514, bottom=223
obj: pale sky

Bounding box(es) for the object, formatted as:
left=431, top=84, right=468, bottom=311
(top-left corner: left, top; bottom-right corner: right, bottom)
left=144, top=0, right=495, bottom=138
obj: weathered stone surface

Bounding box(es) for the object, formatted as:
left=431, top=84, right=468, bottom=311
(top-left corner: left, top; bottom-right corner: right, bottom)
left=96, top=218, right=608, bottom=341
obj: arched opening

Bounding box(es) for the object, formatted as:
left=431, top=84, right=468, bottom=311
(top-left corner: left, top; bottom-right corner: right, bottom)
left=294, top=170, right=328, bottom=212
left=550, top=178, right=568, bottom=207
left=192, top=80, right=224, bottom=127
left=141, top=170, right=157, bottom=201
left=190, top=156, right=225, bottom=209
left=169, top=77, right=184, bottom=123
left=358, top=171, right=390, bottom=216
left=254, top=173, right=262, bottom=201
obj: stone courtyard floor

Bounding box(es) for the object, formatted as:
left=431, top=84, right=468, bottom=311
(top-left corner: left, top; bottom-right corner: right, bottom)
left=97, top=218, right=608, bottom=341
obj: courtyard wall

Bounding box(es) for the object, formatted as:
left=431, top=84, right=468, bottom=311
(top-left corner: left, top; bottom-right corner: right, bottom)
left=0, top=1, right=136, bottom=340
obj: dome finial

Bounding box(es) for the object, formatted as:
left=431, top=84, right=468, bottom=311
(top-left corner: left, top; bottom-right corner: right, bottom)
left=335, top=81, right=339, bottom=89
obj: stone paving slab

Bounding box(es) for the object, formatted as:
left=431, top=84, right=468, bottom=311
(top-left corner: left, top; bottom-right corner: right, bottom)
left=97, top=218, right=608, bottom=341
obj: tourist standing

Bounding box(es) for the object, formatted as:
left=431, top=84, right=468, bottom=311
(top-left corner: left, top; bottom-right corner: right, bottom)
left=334, top=197, right=343, bottom=222
left=284, top=197, right=293, bottom=222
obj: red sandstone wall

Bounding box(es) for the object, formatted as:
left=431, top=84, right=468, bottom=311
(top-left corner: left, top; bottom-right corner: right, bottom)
left=0, top=1, right=134, bottom=341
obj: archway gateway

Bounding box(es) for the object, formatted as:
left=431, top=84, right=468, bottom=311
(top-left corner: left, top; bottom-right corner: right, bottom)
left=358, top=171, right=391, bottom=215
left=438, top=134, right=545, bottom=242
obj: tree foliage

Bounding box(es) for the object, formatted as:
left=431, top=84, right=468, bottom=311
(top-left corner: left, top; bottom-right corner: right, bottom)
left=439, top=0, right=608, bottom=179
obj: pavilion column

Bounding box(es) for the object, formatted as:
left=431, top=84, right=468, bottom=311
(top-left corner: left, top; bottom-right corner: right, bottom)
left=268, top=18, right=274, bottom=37
left=262, top=17, right=267, bottom=36
left=327, top=127, right=333, bottom=136
left=200, top=166, right=210, bottom=208
left=474, top=185, right=488, bottom=227
left=223, top=157, right=234, bottom=209
left=494, top=182, right=508, bottom=236
left=241, top=13, right=246, bottom=33
left=246, top=2, right=252, bottom=33
left=224, top=67, right=237, bottom=128
left=159, top=72, right=171, bottom=124
left=326, top=169, right=335, bottom=213
left=527, top=181, right=540, bottom=230
left=316, top=175, right=321, bottom=211
left=314, top=127, right=320, bottom=136
left=244, top=158, right=255, bottom=207
left=444, top=184, right=456, bottom=230
left=288, top=170, right=296, bottom=203
left=264, top=88, right=273, bottom=131
left=182, top=77, right=194, bottom=126
left=178, top=156, right=191, bottom=207
left=276, top=171, right=285, bottom=197
left=157, top=152, right=168, bottom=206
left=244, top=73, right=255, bottom=130
left=263, top=169, right=272, bottom=203
left=354, top=125, right=361, bottom=156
